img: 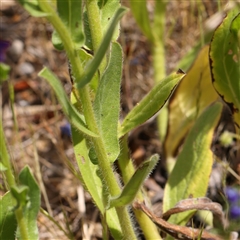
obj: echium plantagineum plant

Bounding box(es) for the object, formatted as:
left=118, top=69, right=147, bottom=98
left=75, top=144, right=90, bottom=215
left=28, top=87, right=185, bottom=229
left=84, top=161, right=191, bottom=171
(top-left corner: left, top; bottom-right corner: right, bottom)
left=0, top=0, right=240, bottom=239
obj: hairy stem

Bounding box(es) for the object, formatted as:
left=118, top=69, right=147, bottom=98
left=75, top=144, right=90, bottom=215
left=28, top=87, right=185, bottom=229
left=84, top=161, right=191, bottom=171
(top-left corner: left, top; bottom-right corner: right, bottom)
left=86, top=0, right=107, bottom=74
left=118, top=135, right=162, bottom=239
left=38, top=1, right=136, bottom=238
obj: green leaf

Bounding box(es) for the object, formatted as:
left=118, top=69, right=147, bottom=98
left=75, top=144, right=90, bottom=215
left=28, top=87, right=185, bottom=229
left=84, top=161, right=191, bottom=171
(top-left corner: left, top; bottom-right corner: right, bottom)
left=0, top=63, right=10, bottom=83
left=0, top=192, right=17, bottom=240
left=165, top=46, right=219, bottom=159
left=71, top=114, right=122, bottom=238
left=119, top=70, right=185, bottom=137
left=11, top=185, right=29, bottom=209
left=17, top=166, right=40, bottom=240
left=52, top=0, right=84, bottom=50
left=78, top=49, right=99, bottom=92
left=72, top=135, right=123, bottom=238
left=76, top=7, right=127, bottom=88
left=0, top=117, right=15, bottom=187
left=93, top=42, right=122, bottom=163
left=129, top=0, right=154, bottom=42
left=209, top=10, right=240, bottom=130
left=231, top=13, right=240, bottom=44
left=88, top=147, right=98, bottom=165
left=0, top=162, right=7, bottom=171
left=18, top=0, right=49, bottom=17
left=71, top=125, right=104, bottom=211
left=38, top=67, right=98, bottom=138
left=108, top=154, right=159, bottom=209
left=99, top=0, right=121, bottom=41
left=51, top=31, right=64, bottom=51
left=83, top=0, right=121, bottom=50
left=163, top=102, right=223, bottom=225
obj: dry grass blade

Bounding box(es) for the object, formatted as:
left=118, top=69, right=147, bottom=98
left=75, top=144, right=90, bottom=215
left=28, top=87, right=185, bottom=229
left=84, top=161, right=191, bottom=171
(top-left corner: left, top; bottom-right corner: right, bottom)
left=133, top=202, right=223, bottom=240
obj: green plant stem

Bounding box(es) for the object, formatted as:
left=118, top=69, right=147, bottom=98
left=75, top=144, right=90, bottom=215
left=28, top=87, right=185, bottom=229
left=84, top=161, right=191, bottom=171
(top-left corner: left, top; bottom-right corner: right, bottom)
left=0, top=89, right=29, bottom=240
left=38, top=1, right=136, bottom=238
left=8, top=83, right=18, bottom=133
left=153, top=40, right=166, bottom=83
left=86, top=0, right=107, bottom=74
left=152, top=1, right=168, bottom=142
left=84, top=2, right=136, bottom=237
left=0, top=111, right=15, bottom=188
left=78, top=35, right=137, bottom=240
left=197, top=1, right=205, bottom=47
left=78, top=47, right=137, bottom=240
left=38, top=1, right=84, bottom=81
left=15, top=206, right=29, bottom=240
left=118, top=135, right=161, bottom=239
left=153, top=1, right=167, bottom=83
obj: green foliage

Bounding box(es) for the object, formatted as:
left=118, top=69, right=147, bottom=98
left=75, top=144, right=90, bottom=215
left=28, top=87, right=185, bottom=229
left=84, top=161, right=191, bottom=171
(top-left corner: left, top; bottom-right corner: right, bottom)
left=108, top=154, right=159, bottom=209
left=76, top=7, right=127, bottom=88
left=70, top=95, right=103, bottom=208
left=77, top=49, right=98, bottom=91
left=165, top=45, right=218, bottom=160
left=0, top=192, right=17, bottom=240
left=163, top=102, right=223, bottom=225
left=119, top=71, right=185, bottom=137
left=14, top=167, right=40, bottom=240
left=84, top=0, right=121, bottom=50
left=129, top=0, right=154, bottom=42
left=209, top=9, right=240, bottom=131
left=93, top=42, right=122, bottom=163
left=0, top=162, right=7, bottom=171
left=130, top=0, right=167, bottom=142
left=18, top=0, right=49, bottom=17
left=38, top=67, right=98, bottom=137
left=71, top=84, right=123, bottom=238
left=3, top=1, right=238, bottom=239
left=0, top=63, right=10, bottom=83
left=0, top=115, right=15, bottom=187
left=0, top=166, right=40, bottom=240
left=52, top=0, right=84, bottom=50
left=11, top=185, right=29, bottom=209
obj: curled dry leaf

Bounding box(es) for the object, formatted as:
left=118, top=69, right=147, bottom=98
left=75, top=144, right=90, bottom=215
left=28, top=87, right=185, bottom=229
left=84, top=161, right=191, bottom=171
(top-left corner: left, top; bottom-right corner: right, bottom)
left=133, top=201, right=223, bottom=240
left=162, top=197, right=227, bottom=228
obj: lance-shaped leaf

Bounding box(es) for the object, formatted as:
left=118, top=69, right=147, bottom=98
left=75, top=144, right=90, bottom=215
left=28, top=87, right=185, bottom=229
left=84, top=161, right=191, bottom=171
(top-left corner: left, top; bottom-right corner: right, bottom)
left=12, top=166, right=40, bottom=240
left=119, top=70, right=185, bottom=137
left=108, top=154, right=159, bottom=209
left=93, top=42, right=122, bottom=163
left=76, top=7, right=127, bottom=88
left=209, top=9, right=240, bottom=130
left=165, top=45, right=219, bottom=159
left=83, top=0, right=121, bottom=50
left=129, top=0, right=154, bottom=42
left=71, top=135, right=101, bottom=202
left=77, top=49, right=98, bottom=92
left=38, top=67, right=98, bottom=138
left=0, top=192, right=17, bottom=240
left=100, top=0, right=121, bottom=40
left=52, top=0, right=84, bottom=50
left=71, top=94, right=122, bottom=239
left=18, top=0, right=49, bottom=17
left=71, top=126, right=103, bottom=212
left=163, top=102, right=223, bottom=225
